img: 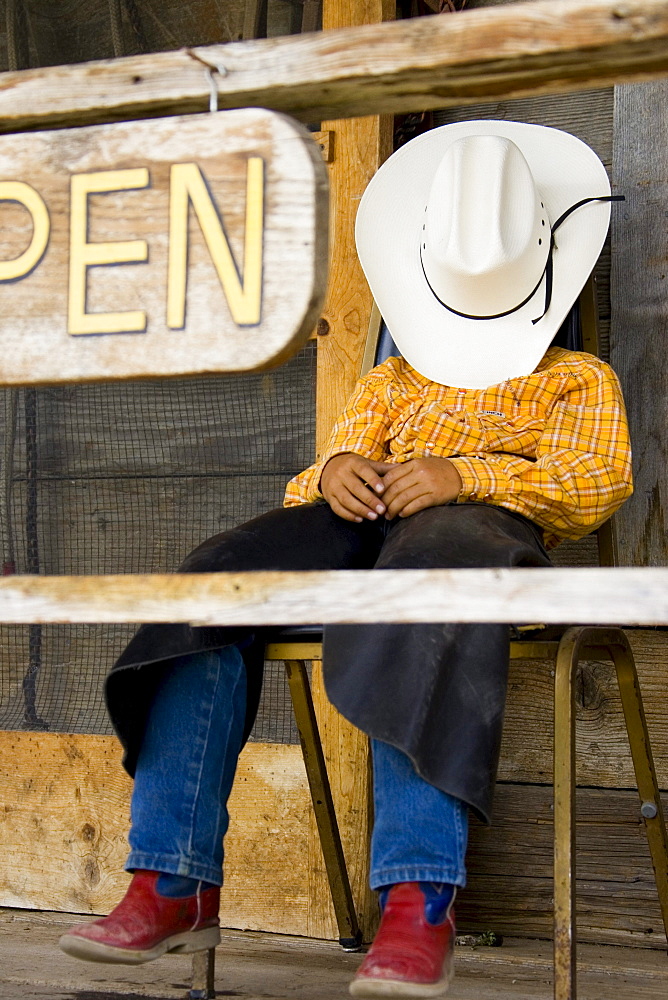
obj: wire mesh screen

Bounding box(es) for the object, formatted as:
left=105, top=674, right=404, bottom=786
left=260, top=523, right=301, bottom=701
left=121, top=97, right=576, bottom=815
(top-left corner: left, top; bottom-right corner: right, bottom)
left=0, top=342, right=316, bottom=741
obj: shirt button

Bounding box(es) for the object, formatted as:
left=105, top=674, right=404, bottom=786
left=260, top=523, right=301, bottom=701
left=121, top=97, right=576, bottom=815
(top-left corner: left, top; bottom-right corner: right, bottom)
left=483, top=493, right=493, bottom=502
left=468, top=492, right=477, bottom=500
left=426, top=442, right=434, bottom=449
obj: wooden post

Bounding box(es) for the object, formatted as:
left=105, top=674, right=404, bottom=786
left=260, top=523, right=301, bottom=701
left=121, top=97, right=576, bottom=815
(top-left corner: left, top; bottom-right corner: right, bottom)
left=308, top=0, right=394, bottom=944
left=316, top=0, right=395, bottom=450
left=610, top=80, right=668, bottom=566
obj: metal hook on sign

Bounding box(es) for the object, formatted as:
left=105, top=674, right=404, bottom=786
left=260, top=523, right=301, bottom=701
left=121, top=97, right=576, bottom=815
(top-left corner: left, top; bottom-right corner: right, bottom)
left=185, top=49, right=228, bottom=114
left=208, top=59, right=228, bottom=113
left=207, top=67, right=218, bottom=113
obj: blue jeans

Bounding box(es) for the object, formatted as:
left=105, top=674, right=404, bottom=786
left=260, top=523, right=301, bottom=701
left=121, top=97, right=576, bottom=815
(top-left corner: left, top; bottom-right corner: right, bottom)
left=127, top=647, right=469, bottom=889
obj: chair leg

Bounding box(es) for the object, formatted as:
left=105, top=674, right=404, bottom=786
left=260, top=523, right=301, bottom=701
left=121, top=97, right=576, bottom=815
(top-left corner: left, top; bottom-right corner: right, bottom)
left=284, top=659, right=362, bottom=950
left=553, top=628, right=581, bottom=1000
left=553, top=623, right=668, bottom=1000
left=606, top=629, right=668, bottom=945
left=190, top=948, right=215, bottom=999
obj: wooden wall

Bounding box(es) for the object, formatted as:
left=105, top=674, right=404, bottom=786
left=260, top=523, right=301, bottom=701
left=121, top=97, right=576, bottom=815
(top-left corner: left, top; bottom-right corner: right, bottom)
left=0, top=0, right=666, bottom=956
left=3, top=627, right=667, bottom=948
left=610, top=80, right=668, bottom=567
left=462, top=629, right=668, bottom=948
left=0, top=732, right=325, bottom=937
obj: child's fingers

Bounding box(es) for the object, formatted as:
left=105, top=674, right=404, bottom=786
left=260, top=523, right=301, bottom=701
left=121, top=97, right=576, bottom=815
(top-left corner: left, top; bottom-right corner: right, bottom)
left=320, top=454, right=389, bottom=518
left=332, top=486, right=383, bottom=521
left=352, top=457, right=387, bottom=494
left=341, top=477, right=386, bottom=518
left=385, top=482, right=431, bottom=520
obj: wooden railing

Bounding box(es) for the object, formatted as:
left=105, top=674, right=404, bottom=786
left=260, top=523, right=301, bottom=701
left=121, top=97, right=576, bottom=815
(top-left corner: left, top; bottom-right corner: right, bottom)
left=0, top=568, right=666, bottom=625
left=0, top=0, right=667, bottom=626
left=0, top=0, right=667, bottom=133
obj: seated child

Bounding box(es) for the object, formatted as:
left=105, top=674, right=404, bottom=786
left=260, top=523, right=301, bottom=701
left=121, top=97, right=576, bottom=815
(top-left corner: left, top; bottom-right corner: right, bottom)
left=60, top=120, right=631, bottom=999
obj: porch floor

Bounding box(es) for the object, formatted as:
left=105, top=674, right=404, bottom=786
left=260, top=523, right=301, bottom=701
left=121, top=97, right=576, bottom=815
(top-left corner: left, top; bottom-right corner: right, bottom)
left=1, top=907, right=667, bottom=1000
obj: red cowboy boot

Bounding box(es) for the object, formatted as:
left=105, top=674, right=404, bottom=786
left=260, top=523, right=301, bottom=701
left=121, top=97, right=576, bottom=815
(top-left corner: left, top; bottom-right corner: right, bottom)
left=58, top=870, right=220, bottom=964
left=350, top=882, right=456, bottom=998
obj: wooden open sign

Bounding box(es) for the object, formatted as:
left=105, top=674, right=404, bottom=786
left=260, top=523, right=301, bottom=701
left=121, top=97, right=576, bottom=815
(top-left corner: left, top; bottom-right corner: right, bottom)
left=0, top=109, right=328, bottom=384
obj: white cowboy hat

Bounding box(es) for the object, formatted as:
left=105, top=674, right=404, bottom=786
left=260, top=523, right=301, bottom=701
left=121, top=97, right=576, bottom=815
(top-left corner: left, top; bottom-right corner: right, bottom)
left=355, top=120, right=616, bottom=389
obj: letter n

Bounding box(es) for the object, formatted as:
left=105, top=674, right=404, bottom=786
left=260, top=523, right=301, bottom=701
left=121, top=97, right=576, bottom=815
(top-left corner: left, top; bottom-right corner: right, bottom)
left=167, top=159, right=264, bottom=329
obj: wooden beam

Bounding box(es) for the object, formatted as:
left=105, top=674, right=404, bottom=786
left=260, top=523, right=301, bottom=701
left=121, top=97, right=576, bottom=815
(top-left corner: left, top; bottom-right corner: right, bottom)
left=311, top=0, right=394, bottom=948
left=1, top=0, right=668, bottom=133
left=0, top=567, right=668, bottom=624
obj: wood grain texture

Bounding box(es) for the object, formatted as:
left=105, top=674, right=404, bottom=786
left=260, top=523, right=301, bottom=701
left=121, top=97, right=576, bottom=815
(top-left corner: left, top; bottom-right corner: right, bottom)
left=316, top=0, right=393, bottom=454
left=309, top=0, right=393, bottom=944
left=499, top=629, right=668, bottom=788
left=0, top=109, right=328, bottom=384
left=0, top=0, right=668, bottom=133
left=4, top=734, right=664, bottom=947
left=220, top=742, right=315, bottom=935
left=0, top=732, right=133, bottom=915
left=0, top=731, right=320, bottom=936
left=315, top=111, right=393, bottom=456
left=0, top=567, right=667, bottom=625
left=460, top=783, right=668, bottom=948
left=610, top=80, right=668, bottom=566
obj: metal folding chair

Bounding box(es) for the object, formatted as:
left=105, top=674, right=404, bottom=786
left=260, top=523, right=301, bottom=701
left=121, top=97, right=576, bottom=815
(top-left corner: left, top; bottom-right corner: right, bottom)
left=190, top=276, right=668, bottom=1000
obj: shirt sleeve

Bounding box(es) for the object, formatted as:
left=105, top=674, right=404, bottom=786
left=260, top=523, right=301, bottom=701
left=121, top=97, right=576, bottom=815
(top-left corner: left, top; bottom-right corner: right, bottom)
left=284, top=373, right=392, bottom=506
left=448, top=360, right=633, bottom=547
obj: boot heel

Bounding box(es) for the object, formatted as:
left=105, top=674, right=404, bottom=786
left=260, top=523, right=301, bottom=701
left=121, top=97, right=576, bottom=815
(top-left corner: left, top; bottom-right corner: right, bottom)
left=170, top=925, right=221, bottom=955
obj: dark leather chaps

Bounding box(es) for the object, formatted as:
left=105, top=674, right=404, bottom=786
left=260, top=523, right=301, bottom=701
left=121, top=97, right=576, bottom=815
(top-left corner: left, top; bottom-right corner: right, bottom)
left=106, top=501, right=550, bottom=822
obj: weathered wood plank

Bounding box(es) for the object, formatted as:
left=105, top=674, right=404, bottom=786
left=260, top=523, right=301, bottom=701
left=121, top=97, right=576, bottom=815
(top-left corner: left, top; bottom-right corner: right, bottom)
left=0, top=110, right=328, bottom=384
left=610, top=80, right=668, bottom=567
left=499, top=630, right=668, bottom=788
left=2, top=732, right=665, bottom=948
left=308, top=0, right=394, bottom=945
left=460, top=783, right=668, bottom=948
left=0, top=732, right=133, bottom=915
left=315, top=110, right=392, bottom=456
left=0, top=0, right=668, bottom=133
left=0, top=731, right=319, bottom=936
left=0, top=567, right=667, bottom=625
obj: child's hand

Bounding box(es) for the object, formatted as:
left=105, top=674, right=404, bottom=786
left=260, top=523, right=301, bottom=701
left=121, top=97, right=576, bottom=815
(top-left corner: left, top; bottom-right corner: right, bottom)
left=320, top=453, right=394, bottom=522
left=380, top=457, right=463, bottom=519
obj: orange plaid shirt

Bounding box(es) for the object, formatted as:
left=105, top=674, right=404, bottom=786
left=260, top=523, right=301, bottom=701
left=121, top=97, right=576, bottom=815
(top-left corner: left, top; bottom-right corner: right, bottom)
left=284, top=347, right=633, bottom=549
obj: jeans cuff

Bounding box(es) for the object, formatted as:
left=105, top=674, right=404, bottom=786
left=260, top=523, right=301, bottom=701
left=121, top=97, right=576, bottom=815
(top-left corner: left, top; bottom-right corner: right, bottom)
left=369, top=865, right=467, bottom=891
left=126, top=850, right=223, bottom=887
